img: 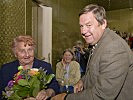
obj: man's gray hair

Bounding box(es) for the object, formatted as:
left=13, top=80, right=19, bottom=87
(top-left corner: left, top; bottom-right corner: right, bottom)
left=79, top=4, right=106, bottom=25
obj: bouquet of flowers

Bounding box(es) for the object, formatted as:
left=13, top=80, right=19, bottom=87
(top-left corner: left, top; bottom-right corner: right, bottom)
left=2, top=66, right=55, bottom=100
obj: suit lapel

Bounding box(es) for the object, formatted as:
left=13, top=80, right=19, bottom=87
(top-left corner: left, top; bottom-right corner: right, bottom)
left=85, top=28, right=110, bottom=73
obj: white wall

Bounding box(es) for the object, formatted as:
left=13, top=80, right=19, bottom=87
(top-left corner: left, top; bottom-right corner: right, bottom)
left=32, top=4, right=52, bottom=64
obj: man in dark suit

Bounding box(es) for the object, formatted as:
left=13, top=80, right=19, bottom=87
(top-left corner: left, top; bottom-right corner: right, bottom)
left=51, top=4, right=133, bottom=100
left=0, top=35, right=59, bottom=100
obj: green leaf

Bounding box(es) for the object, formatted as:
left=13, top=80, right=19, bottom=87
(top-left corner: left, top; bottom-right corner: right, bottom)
left=18, top=66, right=23, bottom=70
left=18, top=79, right=29, bottom=86
left=29, top=77, right=40, bottom=97
left=16, top=86, right=29, bottom=98
left=45, top=74, right=55, bottom=84
left=12, top=84, right=23, bottom=90
left=9, top=91, right=22, bottom=100
left=32, top=85, right=40, bottom=97
left=29, top=76, right=37, bottom=85
left=12, top=85, right=30, bottom=98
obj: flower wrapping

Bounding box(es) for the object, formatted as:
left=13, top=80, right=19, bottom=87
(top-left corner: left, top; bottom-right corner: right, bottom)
left=2, top=66, right=55, bottom=100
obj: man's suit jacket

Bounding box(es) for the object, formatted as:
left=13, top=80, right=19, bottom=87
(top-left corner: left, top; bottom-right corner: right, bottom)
left=0, top=58, right=59, bottom=99
left=66, top=28, right=133, bottom=100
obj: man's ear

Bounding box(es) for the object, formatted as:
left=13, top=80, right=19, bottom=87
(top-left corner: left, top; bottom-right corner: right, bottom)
left=102, top=19, right=107, bottom=29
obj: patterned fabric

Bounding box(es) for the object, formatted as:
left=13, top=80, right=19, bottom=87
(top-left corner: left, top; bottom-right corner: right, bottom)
left=56, top=61, right=81, bottom=86
left=0, top=0, right=32, bottom=67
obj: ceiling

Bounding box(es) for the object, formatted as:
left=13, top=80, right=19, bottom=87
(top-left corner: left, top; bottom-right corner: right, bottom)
left=33, top=0, right=133, bottom=11
left=89, top=0, right=133, bottom=11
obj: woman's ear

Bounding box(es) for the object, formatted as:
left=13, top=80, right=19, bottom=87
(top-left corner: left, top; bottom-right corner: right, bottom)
left=12, top=48, right=17, bottom=57
left=14, top=52, right=17, bottom=57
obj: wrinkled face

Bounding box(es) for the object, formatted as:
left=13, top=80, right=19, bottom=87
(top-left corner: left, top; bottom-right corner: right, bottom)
left=63, top=51, right=73, bottom=63
left=14, top=42, right=34, bottom=66
left=79, top=12, right=106, bottom=45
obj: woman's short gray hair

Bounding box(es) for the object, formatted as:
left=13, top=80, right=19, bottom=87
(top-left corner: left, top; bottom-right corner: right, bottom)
left=12, top=35, right=36, bottom=53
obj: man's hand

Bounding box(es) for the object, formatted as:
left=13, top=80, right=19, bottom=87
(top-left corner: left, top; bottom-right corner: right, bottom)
left=74, top=80, right=83, bottom=93
left=51, top=93, right=67, bottom=100
left=36, top=89, right=55, bottom=100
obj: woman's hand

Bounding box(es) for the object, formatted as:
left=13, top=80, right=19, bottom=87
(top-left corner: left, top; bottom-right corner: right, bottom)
left=36, top=90, right=48, bottom=100
left=74, top=80, right=83, bottom=93
left=36, top=89, right=55, bottom=100
left=61, top=59, right=66, bottom=67
left=24, top=97, right=36, bottom=100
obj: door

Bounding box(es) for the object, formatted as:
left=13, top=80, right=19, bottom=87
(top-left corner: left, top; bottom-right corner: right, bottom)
left=32, top=3, right=52, bottom=64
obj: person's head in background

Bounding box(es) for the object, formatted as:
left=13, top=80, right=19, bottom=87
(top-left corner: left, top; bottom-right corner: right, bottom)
left=79, top=4, right=107, bottom=45
left=75, top=40, right=84, bottom=50
left=11, top=35, right=36, bottom=67
left=73, top=40, right=86, bottom=54
left=62, top=49, right=74, bottom=64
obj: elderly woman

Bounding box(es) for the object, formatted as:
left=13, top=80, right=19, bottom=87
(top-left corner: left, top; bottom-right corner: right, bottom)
left=56, top=49, right=81, bottom=93
left=0, top=35, right=59, bottom=100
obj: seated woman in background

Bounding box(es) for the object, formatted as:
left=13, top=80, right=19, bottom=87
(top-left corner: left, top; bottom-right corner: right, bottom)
left=56, top=49, right=81, bottom=93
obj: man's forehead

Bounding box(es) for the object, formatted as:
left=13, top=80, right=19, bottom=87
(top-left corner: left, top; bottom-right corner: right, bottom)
left=79, top=13, right=94, bottom=24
